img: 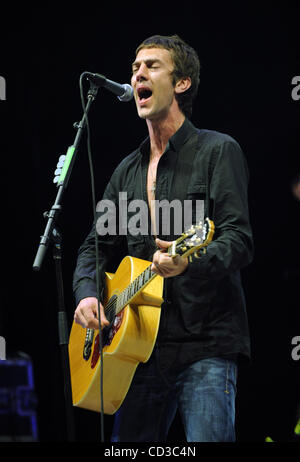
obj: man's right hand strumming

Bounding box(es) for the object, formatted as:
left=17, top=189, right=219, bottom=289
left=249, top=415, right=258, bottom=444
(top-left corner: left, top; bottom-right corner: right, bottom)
left=74, top=296, right=110, bottom=330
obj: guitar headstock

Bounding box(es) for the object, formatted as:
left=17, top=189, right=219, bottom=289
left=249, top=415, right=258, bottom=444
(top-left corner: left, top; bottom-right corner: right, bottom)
left=168, top=218, right=215, bottom=258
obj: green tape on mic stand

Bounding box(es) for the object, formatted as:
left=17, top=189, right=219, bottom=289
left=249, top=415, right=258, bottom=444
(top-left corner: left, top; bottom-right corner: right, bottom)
left=294, top=417, right=300, bottom=435
left=58, top=145, right=75, bottom=186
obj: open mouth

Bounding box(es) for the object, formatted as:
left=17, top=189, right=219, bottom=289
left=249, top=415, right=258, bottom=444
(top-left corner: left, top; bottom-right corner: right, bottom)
left=137, top=87, right=153, bottom=102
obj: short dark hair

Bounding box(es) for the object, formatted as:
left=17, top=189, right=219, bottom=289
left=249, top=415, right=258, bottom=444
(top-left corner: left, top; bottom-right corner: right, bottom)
left=135, top=34, right=200, bottom=118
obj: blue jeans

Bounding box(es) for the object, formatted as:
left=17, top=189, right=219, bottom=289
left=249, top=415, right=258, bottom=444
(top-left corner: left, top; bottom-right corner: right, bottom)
left=111, top=349, right=237, bottom=442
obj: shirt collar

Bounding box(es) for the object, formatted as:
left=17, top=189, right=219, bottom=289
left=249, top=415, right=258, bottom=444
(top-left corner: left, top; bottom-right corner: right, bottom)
left=139, top=117, right=198, bottom=156
left=169, top=117, right=198, bottom=152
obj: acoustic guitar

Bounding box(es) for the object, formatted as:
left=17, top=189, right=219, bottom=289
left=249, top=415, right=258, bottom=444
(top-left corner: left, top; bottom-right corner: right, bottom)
left=68, top=218, right=214, bottom=414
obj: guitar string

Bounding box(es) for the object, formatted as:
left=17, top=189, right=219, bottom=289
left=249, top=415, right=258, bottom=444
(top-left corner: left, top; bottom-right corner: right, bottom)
left=102, top=225, right=208, bottom=320
left=102, top=239, right=198, bottom=318
left=103, top=264, right=154, bottom=319
left=97, top=224, right=209, bottom=332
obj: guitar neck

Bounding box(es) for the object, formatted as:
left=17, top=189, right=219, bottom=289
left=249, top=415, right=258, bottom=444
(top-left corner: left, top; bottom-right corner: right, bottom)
left=113, top=218, right=215, bottom=316
left=115, top=264, right=156, bottom=315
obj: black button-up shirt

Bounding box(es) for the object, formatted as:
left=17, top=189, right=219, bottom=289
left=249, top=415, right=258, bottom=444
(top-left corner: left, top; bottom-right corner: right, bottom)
left=73, top=118, right=254, bottom=370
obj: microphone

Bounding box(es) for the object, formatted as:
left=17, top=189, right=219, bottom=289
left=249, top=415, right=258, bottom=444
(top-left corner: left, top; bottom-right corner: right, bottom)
left=84, top=72, right=133, bottom=102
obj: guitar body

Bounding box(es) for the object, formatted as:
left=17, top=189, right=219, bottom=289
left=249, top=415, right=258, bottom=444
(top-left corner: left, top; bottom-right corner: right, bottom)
left=68, top=218, right=214, bottom=416
left=68, top=256, right=164, bottom=415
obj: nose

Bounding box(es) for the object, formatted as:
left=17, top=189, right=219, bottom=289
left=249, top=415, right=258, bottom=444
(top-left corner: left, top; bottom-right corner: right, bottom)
left=134, top=62, right=148, bottom=83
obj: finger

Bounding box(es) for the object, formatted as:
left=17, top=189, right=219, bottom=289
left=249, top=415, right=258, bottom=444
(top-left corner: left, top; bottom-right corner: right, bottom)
left=155, top=238, right=171, bottom=250
left=151, top=262, right=164, bottom=276
left=152, top=251, right=162, bottom=270
left=152, top=268, right=165, bottom=277
left=75, top=304, right=98, bottom=329
left=82, top=310, right=98, bottom=329
left=88, top=317, right=103, bottom=330
left=96, top=302, right=110, bottom=327
left=156, top=252, right=176, bottom=269
left=74, top=310, right=87, bottom=328
left=160, top=266, right=173, bottom=276
left=100, top=313, right=110, bottom=327
left=86, top=306, right=110, bottom=329
left=153, top=249, right=171, bottom=266
left=170, top=254, right=180, bottom=265
left=151, top=262, right=172, bottom=277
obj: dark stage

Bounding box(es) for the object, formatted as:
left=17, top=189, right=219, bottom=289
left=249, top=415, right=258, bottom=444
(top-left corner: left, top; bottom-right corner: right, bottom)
left=0, top=3, right=299, bottom=445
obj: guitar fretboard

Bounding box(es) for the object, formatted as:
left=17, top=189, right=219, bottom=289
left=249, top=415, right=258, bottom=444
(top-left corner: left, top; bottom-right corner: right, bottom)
left=112, top=219, right=213, bottom=316
left=115, top=264, right=156, bottom=315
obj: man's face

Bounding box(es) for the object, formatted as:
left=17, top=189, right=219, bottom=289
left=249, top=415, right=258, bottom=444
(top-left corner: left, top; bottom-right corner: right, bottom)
left=131, top=47, right=176, bottom=121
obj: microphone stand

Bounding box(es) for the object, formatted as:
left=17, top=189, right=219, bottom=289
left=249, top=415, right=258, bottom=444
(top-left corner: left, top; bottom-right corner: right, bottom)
left=32, top=80, right=99, bottom=442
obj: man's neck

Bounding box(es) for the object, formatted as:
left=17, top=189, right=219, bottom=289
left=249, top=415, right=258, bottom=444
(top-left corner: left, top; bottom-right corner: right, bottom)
left=146, top=112, right=185, bottom=160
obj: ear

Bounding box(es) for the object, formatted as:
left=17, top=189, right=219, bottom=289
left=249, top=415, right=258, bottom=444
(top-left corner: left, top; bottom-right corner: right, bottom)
left=175, top=77, right=192, bottom=94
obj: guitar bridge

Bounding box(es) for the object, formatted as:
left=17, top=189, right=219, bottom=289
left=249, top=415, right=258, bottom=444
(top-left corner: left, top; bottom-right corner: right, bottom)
left=83, top=328, right=94, bottom=361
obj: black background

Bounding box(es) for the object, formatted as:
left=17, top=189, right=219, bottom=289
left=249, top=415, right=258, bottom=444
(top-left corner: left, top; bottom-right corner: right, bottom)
left=0, top=3, right=299, bottom=443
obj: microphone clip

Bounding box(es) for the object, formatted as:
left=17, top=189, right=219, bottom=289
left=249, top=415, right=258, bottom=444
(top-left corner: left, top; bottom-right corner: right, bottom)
left=87, top=81, right=99, bottom=100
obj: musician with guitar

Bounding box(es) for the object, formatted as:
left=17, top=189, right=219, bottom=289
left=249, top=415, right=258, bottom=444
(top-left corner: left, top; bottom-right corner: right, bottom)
left=71, top=35, right=254, bottom=442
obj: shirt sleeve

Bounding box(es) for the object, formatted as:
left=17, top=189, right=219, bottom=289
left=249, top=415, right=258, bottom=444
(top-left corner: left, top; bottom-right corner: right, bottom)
left=185, top=139, right=254, bottom=280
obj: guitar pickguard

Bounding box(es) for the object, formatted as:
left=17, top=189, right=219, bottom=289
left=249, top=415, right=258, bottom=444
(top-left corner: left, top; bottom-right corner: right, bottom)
left=90, top=310, right=125, bottom=369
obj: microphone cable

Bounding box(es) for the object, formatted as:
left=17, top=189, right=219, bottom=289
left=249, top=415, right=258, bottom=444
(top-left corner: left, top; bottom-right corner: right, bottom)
left=79, top=73, right=105, bottom=442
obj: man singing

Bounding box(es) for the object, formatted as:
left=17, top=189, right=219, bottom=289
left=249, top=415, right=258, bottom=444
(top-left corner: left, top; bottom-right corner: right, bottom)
left=73, top=34, right=253, bottom=442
